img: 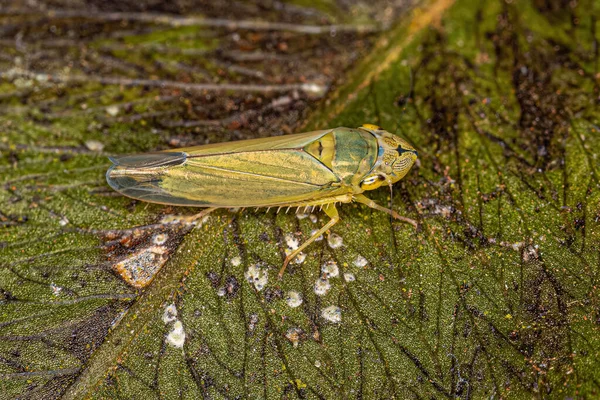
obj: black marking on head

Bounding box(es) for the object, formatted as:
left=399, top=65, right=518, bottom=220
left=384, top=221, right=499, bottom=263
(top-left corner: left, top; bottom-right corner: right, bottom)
left=397, top=147, right=418, bottom=158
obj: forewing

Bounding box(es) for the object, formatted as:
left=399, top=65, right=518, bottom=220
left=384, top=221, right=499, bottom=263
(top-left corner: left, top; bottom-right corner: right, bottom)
left=173, top=129, right=332, bottom=156
left=107, top=141, right=343, bottom=207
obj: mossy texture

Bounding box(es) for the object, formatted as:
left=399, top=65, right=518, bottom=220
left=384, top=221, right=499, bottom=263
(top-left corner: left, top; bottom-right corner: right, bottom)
left=1, top=0, right=599, bottom=399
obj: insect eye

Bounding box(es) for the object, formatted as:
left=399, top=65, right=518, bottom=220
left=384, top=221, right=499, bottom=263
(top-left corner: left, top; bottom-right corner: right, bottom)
left=360, top=175, right=385, bottom=191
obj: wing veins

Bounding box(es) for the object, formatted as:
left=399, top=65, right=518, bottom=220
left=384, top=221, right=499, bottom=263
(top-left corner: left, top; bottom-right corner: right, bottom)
left=186, top=147, right=305, bottom=159
left=186, top=162, right=328, bottom=187
left=187, top=149, right=339, bottom=177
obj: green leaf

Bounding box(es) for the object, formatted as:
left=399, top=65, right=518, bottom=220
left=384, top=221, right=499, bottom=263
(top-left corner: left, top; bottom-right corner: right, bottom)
left=2, top=0, right=600, bottom=399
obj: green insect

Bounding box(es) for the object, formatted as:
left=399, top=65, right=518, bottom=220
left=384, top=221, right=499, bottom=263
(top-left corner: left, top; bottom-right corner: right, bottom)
left=107, top=124, right=418, bottom=278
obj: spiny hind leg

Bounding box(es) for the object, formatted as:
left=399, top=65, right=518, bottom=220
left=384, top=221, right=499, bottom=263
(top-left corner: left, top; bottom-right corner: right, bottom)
left=353, top=194, right=418, bottom=228
left=279, top=203, right=340, bottom=279
left=286, top=194, right=352, bottom=214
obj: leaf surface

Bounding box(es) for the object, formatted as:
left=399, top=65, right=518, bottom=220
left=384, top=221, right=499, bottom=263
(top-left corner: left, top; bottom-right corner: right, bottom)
left=1, top=0, right=599, bottom=399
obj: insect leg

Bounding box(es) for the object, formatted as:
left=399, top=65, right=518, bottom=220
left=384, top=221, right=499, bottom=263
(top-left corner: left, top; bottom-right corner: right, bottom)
left=278, top=203, right=340, bottom=279
left=191, top=207, right=218, bottom=222
left=353, top=194, right=418, bottom=228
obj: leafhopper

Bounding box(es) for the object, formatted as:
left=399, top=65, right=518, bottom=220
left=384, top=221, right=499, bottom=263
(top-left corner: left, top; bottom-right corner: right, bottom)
left=106, top=124, right=418, bottom=278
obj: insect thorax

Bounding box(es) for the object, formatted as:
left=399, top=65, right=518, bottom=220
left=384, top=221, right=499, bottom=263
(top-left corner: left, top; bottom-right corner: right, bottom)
left=303, top=127, right=379, bottom=187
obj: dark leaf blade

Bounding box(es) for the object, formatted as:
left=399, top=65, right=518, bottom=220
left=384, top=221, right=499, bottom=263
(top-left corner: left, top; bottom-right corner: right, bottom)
left=2, top=0, right=600, bottom=399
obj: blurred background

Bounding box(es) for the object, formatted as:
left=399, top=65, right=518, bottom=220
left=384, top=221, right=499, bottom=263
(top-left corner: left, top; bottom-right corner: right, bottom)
left=2, top=1, right=600, bottom=399
left=0, top=0, right=411, bottom=148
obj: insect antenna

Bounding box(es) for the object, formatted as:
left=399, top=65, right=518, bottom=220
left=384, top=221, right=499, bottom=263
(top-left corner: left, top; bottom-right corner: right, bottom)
left=388, top=181, right=394, bottom=225
left=394, top=65, right=420, bottom=147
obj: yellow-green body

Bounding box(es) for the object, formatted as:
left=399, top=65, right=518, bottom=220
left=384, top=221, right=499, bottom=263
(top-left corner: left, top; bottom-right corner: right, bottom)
left=107, top=124, right=418, bottom=277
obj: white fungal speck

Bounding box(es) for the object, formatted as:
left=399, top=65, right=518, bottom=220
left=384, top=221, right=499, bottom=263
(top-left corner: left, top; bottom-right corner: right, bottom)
left=106, top=105, right=119, bottom=116
left=230, top=256, right=242, bottom=266
left=153, top=233, right=168, bottom=245
left=344, top=273, right=355, bottom=282
left=314, top=278, right=331, bottom=296
left=296, top=212, right=309, bottom=220
left=286, top=290, right=303, bottom=308
left=309, top=214, right=318, bottom=223
left=244, top=264, right=268, bottom=291
left=327, top=233, right=343, bottom=249
left=321, top=261, right=339, bottom=278
left=166, top=320, right=186, bottom=348
left=353, top=255, right=368, bottom=268
left=59, top=217, right=69, bottom=226
left=217, top=287, right=226, bottom=297
left=310, top=229, right=323, bottom=241
left=285, top=234, right=299, bottom=250
left=294, top=252, right=306, bottom=264
left=162, top=304, right=178, bottom=324
left=314, top=360, right=321, bottom=368
left=301, top=82, right=327, bottom=96
left=50, top=283, right=62, bottom=296
left=321, top=305, right=342, bottom=323
left=84, top=140, right=104, bottom=152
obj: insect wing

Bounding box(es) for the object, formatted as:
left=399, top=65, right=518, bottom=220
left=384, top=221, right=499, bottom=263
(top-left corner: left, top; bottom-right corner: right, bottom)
left=107, top=129, right=343, bottom=207
left=174, top=129, right=332, bottom=155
